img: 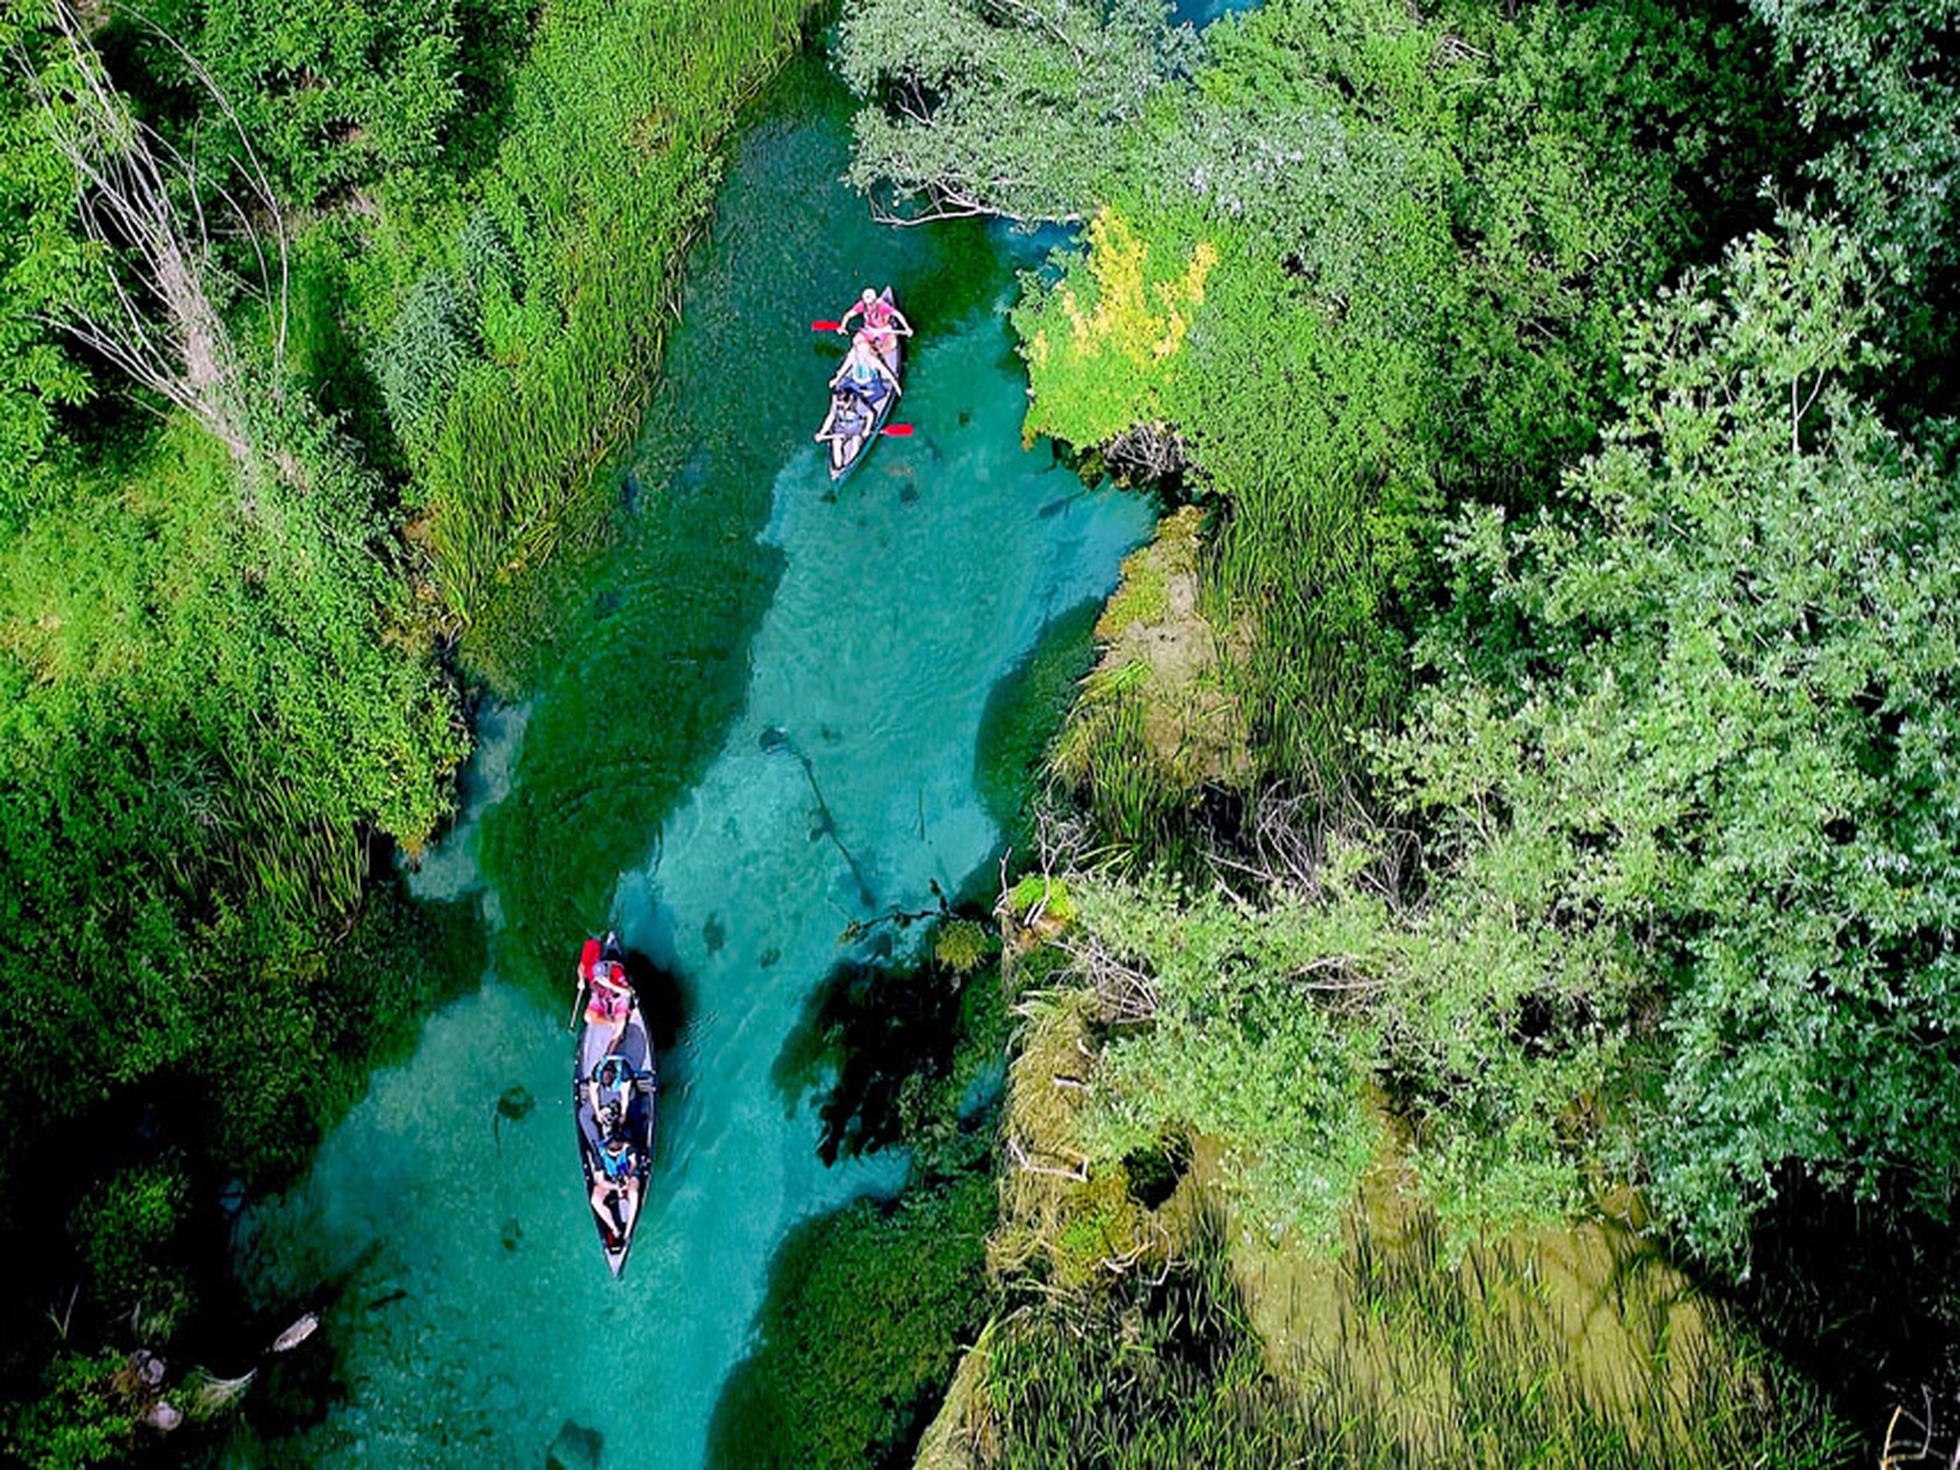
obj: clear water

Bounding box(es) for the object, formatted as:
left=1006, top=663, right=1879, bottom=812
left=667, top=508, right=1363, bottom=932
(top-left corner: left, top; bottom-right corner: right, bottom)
left=1174, top=0, right=1261, bottom=26
left=232, top=49, right=1152, bottom=1470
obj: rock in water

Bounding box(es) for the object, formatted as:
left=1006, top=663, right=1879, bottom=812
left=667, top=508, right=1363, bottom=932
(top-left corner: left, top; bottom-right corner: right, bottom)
left=545, top=1418, right=604, bottom=1470
left=494, top=1084, right=536, bottom=1150
left=702, top=913, right=725, bottom=953
left=501, top=1217, right=523, bottom=1252
left=140, top=1401, right=182, bottom=1432
left=271, top=1312, right=319, bottom=1353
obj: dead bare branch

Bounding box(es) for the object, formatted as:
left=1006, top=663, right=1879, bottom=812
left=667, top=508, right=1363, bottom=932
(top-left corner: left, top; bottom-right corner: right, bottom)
left=18, top=1, right=288, bottom=469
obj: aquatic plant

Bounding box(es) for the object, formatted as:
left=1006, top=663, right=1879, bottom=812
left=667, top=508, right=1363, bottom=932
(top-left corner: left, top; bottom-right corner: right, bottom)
left=181, top=1369, right=254, bottom=1420
left=706, top=1174, right=997, bottom=1470
left=973, top=599, right=1104, bottom=845
left=934, top=920, right=992, bottom=976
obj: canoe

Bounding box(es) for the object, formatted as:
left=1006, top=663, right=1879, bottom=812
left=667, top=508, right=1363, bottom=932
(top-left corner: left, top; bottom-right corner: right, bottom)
left=573, top=933, right=658, bottom=1277
left=820, top=288, right=904, bottom=483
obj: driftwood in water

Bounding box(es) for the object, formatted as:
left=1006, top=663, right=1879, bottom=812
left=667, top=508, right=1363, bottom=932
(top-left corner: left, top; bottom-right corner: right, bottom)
left=759, top=726, right=877, bottom=906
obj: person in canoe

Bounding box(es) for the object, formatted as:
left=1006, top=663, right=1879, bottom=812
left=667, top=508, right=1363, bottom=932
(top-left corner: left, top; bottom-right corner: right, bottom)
left=588, top=1132, right=642, bottom=1245
left=830, top=336, right=900, bottom=404
left=577, top=936, right=634, bottom=1047
left=836, top=287, right=912, bottom=358
left=580, top=1052, right=646, bottom=1244
left=814, top=389, right=872, bottom=446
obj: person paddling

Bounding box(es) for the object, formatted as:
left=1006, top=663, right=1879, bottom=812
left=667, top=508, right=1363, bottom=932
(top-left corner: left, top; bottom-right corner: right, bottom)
left=815, top=390, right=871, bottom=446
left=577, top=936, right=633, bottom=1048
left=836, top=288, right=912, bottom=359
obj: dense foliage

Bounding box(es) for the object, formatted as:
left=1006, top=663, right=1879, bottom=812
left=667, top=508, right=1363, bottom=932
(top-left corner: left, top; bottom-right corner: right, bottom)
left=843, top=0, right=1960, bottom=1451
left=1384, top=218, right=1960, bottom=1263
left=1058, top=222, right=1960, bottom=1269
left=1749, top=0, right=1960, bottom=299
left=851, top=0, right=1790, bottom=776
left=0, top=0, right=816, bottom=1459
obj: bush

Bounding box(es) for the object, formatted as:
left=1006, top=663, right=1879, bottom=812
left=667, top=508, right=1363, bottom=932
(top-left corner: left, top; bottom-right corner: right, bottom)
left=0, top=1352, right=135, bottom=1470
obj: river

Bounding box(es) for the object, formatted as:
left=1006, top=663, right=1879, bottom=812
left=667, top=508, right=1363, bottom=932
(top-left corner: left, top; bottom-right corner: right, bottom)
left=226, top=45, right=1153, bottom=1470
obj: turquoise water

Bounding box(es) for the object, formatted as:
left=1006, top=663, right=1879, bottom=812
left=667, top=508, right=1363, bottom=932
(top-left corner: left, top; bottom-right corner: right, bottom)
left=233, top=50, right=1151, bottom=1470
left=1175, top=0, right=1260, bottom=25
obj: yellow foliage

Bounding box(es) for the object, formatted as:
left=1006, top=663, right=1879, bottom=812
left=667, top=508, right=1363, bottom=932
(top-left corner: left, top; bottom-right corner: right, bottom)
left=1056, top=210, right=1215, bottom=370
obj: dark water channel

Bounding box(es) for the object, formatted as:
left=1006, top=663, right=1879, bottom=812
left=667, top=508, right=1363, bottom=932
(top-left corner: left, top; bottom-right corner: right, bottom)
left=226, top=48, right=1152, bottom=1470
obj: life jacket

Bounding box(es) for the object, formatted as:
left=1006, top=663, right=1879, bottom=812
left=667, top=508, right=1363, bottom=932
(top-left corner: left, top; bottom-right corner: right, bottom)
left=862, top=295, right=894, bottom=329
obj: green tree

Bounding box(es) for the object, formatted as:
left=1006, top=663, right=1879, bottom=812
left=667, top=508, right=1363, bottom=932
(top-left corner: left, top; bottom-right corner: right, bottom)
left=1383, top=215, right=1960, bottom=1265
left=837, top=0, right=1196, bottom=224
left=195, top=0, right=468, bottom=203
left=1750, top=0, right=1960, bottom=293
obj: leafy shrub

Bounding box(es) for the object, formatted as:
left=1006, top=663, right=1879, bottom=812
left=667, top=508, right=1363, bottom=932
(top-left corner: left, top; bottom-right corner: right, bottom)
left=371, top=271, right=471, bottom=453
left=1380, top=215, right=1960, bottom=1265
left=0, top=1352, right=135, bottom=1470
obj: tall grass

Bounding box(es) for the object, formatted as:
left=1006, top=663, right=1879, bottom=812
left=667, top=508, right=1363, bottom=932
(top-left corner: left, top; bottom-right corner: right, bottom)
left=979, top=1206, right=1857, bottom=1470
left=1050, top=662, right=1193, bottom=867
left=420, top=0, right=815, bottom=620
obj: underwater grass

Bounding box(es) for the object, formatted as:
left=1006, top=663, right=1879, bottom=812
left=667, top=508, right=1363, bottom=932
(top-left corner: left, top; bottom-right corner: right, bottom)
left=974, top=597, right=1106, bottom=846
left=707, top=1171, right=996, bottom=1470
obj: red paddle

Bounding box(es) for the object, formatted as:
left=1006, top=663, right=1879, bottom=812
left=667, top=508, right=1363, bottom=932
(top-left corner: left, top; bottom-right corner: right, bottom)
left=882, top=424, right=914, bottom=437
left=811, top=320, right=843, bottom=331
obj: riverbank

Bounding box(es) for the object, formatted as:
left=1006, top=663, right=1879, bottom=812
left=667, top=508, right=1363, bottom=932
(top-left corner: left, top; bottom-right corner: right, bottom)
left=0, top=6, right=830, bottom=1461
left=906, top=890, right=1854, bottom=1469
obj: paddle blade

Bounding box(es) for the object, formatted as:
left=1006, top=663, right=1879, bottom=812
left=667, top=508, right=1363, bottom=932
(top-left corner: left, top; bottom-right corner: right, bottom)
left=881, top=424, right=914, bottom=437
left=810, top=320, right=842, bottom=331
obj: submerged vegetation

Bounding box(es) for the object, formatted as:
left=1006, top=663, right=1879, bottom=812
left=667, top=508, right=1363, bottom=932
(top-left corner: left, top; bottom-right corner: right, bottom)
left=716, top=917, right=1008, bottom=1470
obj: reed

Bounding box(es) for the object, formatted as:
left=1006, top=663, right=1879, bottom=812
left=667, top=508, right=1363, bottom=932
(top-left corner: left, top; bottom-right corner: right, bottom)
left=1050, top=665, right=1192, bottom=868
left=417, top=0, right=817, bottom=624
left=980, top=1206, right=1857, bottom=1469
